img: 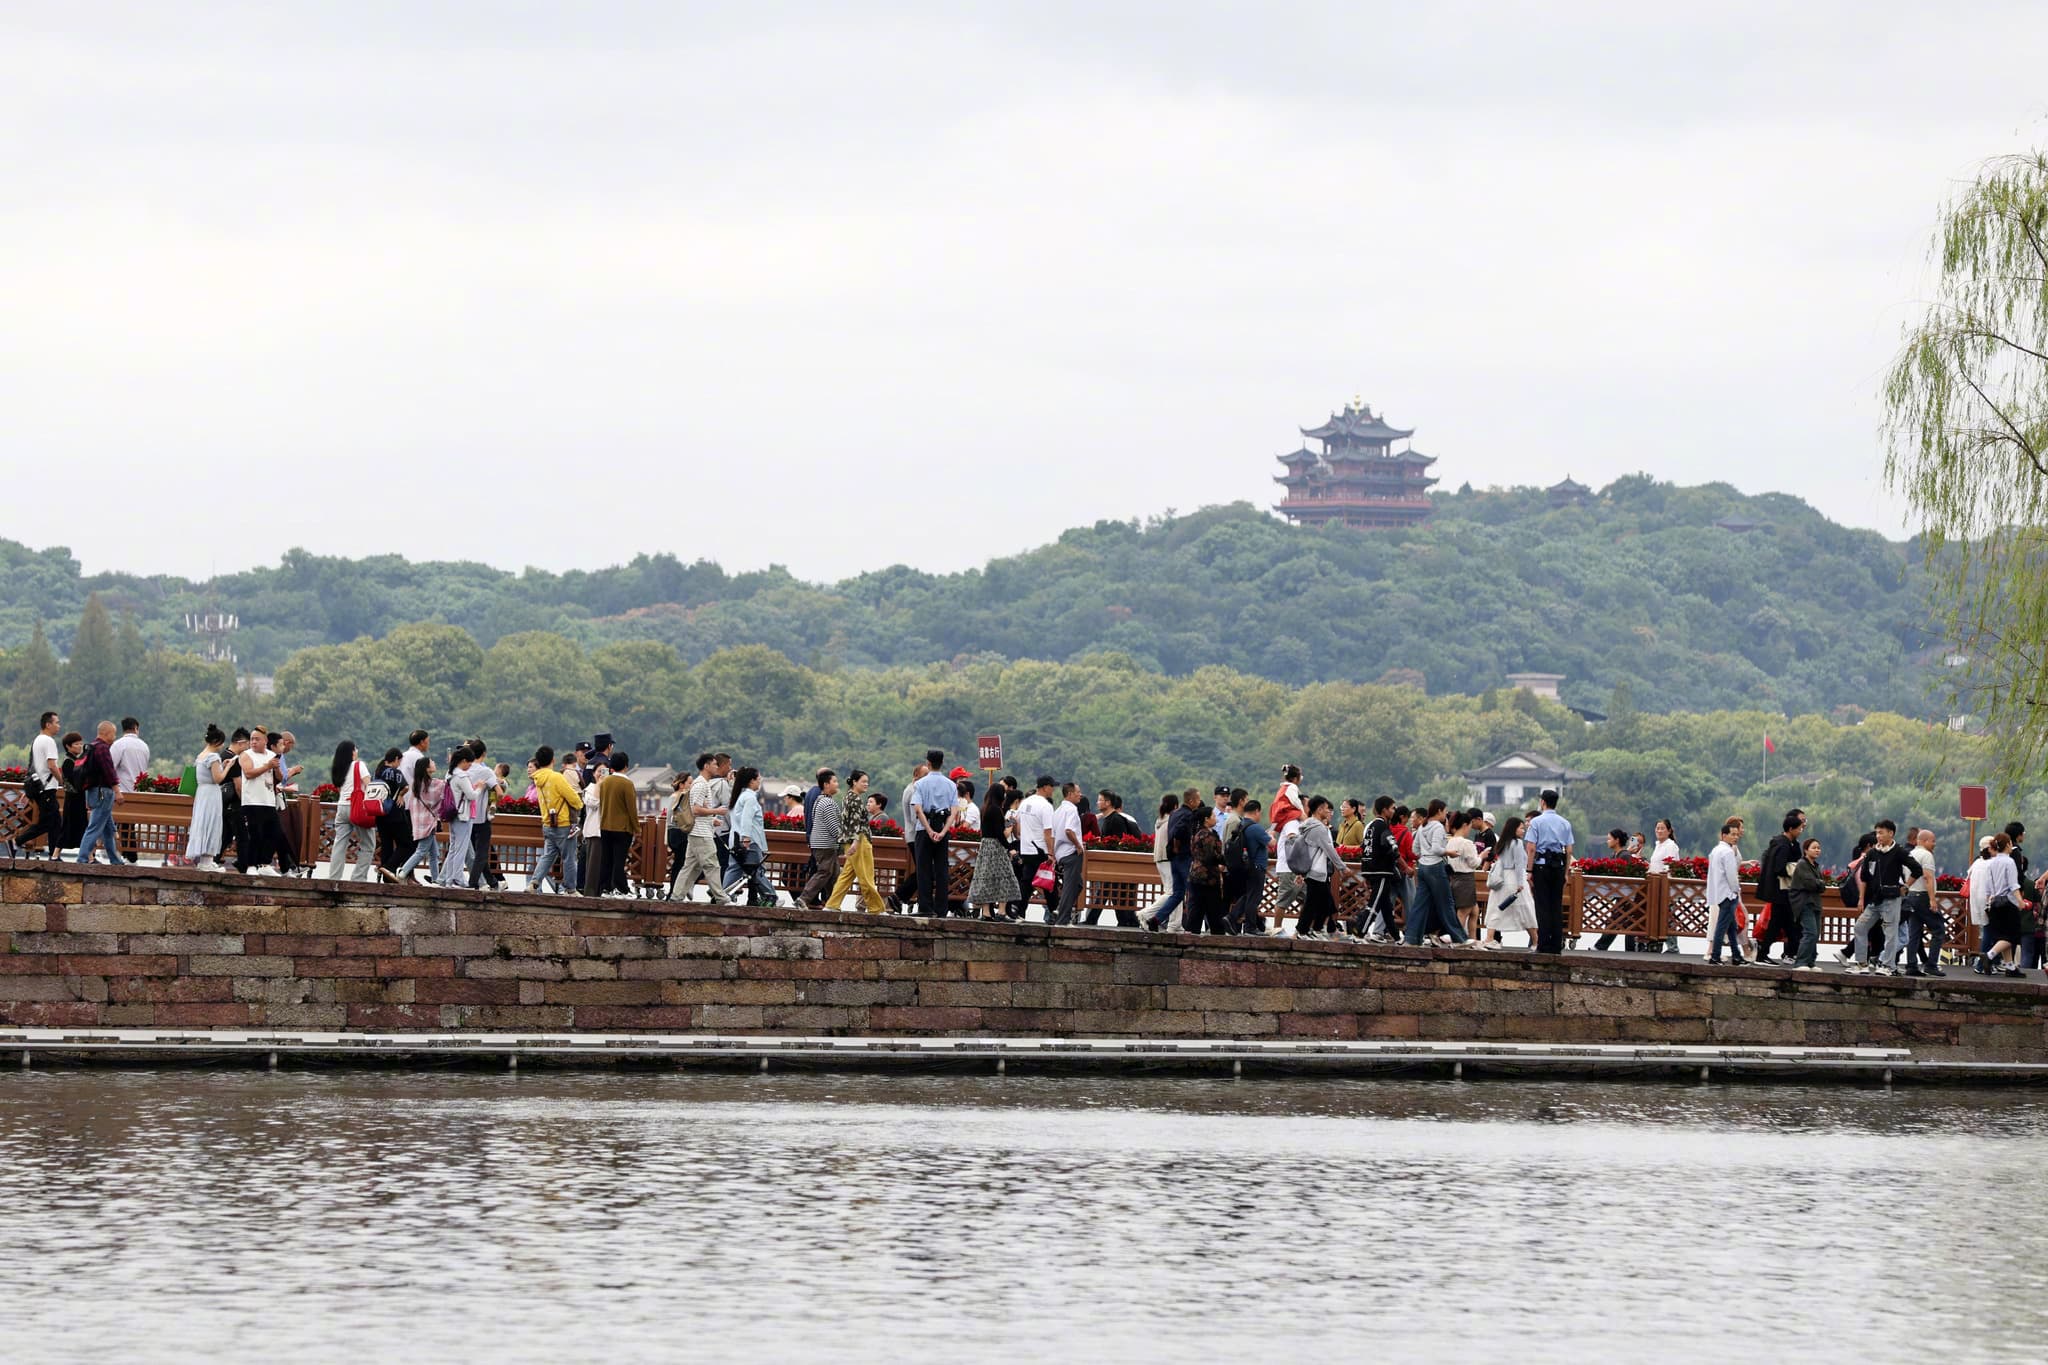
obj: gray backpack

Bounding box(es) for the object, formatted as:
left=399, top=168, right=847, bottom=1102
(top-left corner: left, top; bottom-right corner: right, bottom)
left=1285, top=828, right=1316, bottom=877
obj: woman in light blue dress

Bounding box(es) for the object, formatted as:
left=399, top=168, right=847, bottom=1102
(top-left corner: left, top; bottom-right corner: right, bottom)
left=184, top=725, right=227, bottom=871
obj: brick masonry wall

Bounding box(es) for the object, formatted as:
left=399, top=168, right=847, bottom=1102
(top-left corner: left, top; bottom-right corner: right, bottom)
left=4, top=862, right=2047, bottom=1060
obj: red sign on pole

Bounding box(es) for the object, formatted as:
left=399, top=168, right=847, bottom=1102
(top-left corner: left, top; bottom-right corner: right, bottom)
left=1960, top=785, right=1989, bottom=821
left=976, top=735, right=1002, bottom=770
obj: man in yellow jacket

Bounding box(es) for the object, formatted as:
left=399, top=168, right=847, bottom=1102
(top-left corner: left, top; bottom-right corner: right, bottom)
left=527, top=745, right=583, bottom=893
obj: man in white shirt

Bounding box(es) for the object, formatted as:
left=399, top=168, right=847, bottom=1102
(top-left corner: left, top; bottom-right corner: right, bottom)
left=398, top=730, right=430, bottom=787
left=110, top=717, right=150, bottom=791
left=108, top=717, right=151, bottom=862
left=238, top=727, right=286, bottom=876
left=1013, top=776, right=1058, bottom=920
left=671, top=751, right=732, bottom=904
left=28, top=710, right=64, bottom=859
left=1047, top=781, right=1087, bottom=925
left=1706, top=821, right=1749, bottom=966
left=1901, top=829, right=1944, bottom=978
left=392, top=729, right=430, bottom=867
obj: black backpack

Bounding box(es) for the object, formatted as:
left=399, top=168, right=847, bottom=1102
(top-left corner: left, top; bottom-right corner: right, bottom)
left=1224, top=825, right=1250, bottom=876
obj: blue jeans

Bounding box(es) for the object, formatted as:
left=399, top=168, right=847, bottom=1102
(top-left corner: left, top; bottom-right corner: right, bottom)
left=531, top=824, right=578, bottom=891
left=1404, top=862, right=1466, bottom=944
left=724, top=843, right=774, bottom=905
left=1711, top=897, right=1744, bottom=962
left=1149, top=854, right=1191, bottom=928
left=397, top=830, right=441, bottom=880
left=76, top=787, right=124, bottom=865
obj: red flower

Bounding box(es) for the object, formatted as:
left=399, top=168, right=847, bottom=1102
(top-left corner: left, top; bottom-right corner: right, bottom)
left=1576, top=856, right=1651, bottom=878
left=1083, top=833, right=1154, bottom=852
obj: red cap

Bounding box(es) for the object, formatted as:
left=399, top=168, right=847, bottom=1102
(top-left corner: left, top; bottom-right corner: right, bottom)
left=948, top=766, right=972, bottom=780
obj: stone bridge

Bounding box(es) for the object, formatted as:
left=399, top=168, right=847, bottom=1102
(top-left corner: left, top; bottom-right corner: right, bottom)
left=3, top=862, right=2046, bottom=1062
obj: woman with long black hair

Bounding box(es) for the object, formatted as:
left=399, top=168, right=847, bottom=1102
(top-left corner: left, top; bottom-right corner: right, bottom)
left=968, top=781, right=1022, bottom=920
left=323, top=738, right=378, bottom=880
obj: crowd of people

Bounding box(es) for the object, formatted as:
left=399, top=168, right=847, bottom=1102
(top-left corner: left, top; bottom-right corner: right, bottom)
left=13, top=709, right=2046, bottom=976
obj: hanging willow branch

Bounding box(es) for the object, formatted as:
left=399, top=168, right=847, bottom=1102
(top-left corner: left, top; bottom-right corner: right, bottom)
left=1884, top=151, right=2048, bottom=794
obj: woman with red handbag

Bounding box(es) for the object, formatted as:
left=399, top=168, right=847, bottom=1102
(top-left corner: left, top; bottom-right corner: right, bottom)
left=323, top=739, right=380, bottom=881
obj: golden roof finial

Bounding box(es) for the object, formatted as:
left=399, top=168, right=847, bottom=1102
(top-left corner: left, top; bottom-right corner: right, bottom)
left=1352, top=391, right=1364, bottom=413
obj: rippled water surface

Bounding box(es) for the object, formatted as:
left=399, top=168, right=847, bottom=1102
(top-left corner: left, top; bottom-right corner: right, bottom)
left=3, top=1070, right=2047, bottom=1362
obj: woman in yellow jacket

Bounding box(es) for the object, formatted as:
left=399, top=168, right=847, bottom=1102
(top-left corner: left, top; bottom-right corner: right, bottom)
left=825, top=771, right=890, bottom=914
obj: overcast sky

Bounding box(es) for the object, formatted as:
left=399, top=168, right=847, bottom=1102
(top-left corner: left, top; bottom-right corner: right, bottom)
left=7, top=2, right=2046, bottom=583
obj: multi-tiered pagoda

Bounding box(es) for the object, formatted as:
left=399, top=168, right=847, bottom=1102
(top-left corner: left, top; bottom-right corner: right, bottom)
left=1273, top=398, right=1438, bottom=530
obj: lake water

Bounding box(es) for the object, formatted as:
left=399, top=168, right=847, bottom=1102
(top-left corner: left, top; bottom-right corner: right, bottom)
left=1, top=1071, right=2044, bottom=1362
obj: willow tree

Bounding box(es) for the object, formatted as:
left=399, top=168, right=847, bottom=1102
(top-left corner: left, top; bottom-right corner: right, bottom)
left=1885, top=151, right=2048, bottom=792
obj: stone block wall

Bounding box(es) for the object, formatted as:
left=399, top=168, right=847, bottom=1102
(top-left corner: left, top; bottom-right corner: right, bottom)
left=4, top=863, right=2047, bottom=1060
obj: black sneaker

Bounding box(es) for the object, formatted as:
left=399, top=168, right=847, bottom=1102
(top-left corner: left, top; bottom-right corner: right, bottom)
left=1903, top=967, right=1925, bottom=978
left=1972, top=956, right=1993, bottom=975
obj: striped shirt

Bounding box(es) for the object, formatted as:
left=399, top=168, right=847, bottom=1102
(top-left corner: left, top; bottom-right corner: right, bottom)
left=809, top=794, right=841, bottom=850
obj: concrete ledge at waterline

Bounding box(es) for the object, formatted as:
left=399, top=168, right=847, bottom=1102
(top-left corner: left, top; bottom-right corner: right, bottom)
left=6, top=1029, right=2048, bottom=1087
left=3, top=859, right=2047, bottom=1063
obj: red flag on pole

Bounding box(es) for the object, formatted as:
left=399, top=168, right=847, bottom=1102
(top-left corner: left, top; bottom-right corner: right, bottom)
left=1764, top=734, right=1776, bottom=754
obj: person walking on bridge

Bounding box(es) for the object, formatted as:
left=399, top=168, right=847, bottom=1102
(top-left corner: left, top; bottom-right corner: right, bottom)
left=1404, top=800, right=1468, bottom=946
left=1349, top=796, right=1401, bottom=942
left=827, top=778, right=892, bottom=915
left=1706, top=820, right=1751, bottom=966
left=26, top=710, right=64, bottom=860
left=1900, top=828, right=1945, bottom=978
left=1847, top=820, right=1914, bottom=976
left=1787, top=837, right=1826, bottom=970
left=800, top=769, right=847, bottom=908
left=1754, top=810, right=1806, bottom=965
left=1971, top=833, right=2024, bottom=977
left=669, top=753, right=730, bottom=904
left=529, top=745, right=584, bottom=894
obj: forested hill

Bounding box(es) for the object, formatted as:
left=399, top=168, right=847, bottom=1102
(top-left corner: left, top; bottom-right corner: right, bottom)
left=0, top=476, right=1932, bottom=717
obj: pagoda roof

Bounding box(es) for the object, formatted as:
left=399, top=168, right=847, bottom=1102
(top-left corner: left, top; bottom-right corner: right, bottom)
left=1301, top=402, right=1414, bottom=443
left=1274, top=446, right=1321, bottom=466
left=1548, top=476, right=1592, bottom=494
left=1460, top=750, right=1592, bottom=783
left=1323, top=445, right=1435, bottom=465
left=1275, top=494, right=1434, bottom=510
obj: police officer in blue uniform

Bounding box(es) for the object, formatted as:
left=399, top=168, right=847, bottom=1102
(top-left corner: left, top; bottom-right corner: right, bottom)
left=1524, top=788, right=1576, bottom=954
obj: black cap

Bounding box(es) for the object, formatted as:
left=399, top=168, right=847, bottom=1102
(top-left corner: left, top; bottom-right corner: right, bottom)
left=592, top=733, right=613, bottom=750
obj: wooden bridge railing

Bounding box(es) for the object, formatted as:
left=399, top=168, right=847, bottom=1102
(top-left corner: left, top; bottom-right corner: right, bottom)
left=0, top=786, right=1985, bottom=952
